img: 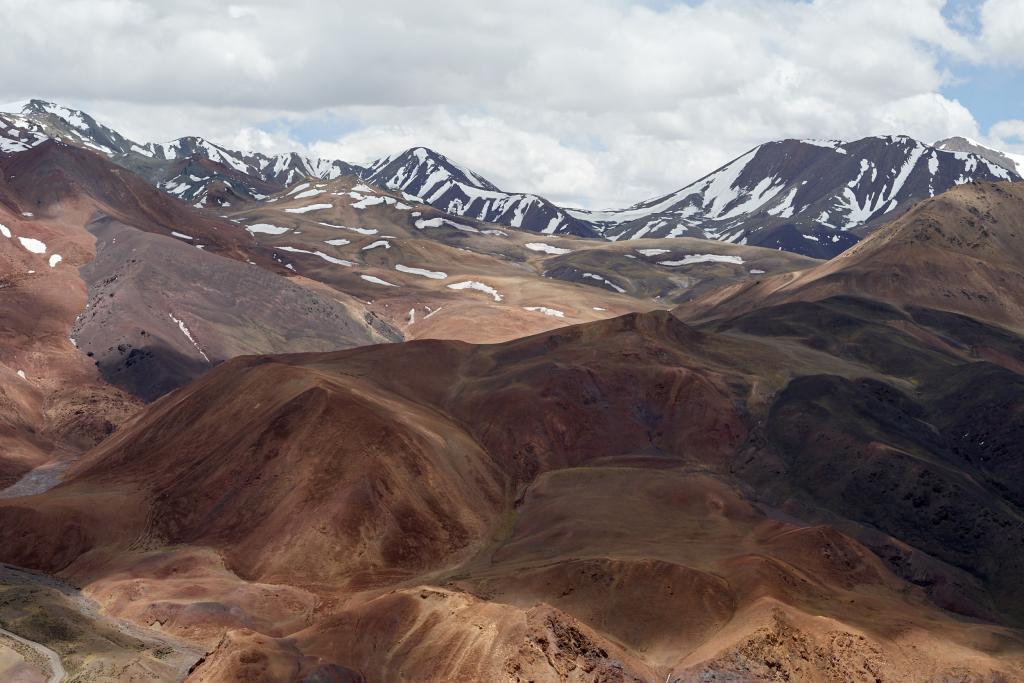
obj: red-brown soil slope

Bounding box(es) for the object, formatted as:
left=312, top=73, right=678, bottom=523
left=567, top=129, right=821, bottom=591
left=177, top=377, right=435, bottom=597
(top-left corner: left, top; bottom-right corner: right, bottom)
left=678, top=180, right=1024, bottom=332
left=228, top=176, right=816, bottom=343
left=0, top=306, right=1022, bottom=680
left=0, top=142, right=398, bottom=485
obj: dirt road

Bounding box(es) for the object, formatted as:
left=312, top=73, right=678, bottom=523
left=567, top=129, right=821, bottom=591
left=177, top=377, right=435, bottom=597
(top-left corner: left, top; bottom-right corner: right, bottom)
left=0, top=625, right=66, bottom=682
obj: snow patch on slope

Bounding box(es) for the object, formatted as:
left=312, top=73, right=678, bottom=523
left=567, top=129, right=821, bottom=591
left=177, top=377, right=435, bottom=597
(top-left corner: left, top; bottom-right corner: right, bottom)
left=658, top=254, right=744, bottom=266
left=447, top=280, right=502, bottom=301
left=523, top=306, right=565, bottom=318
left=395, top=264, right=447, bottom=279
left=525, top=242, right=572, bottom=255
left=168, top=312, right=210, bottom=363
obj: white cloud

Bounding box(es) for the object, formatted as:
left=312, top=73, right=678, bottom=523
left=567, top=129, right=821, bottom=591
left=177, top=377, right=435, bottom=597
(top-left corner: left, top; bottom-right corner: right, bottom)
left=874, top=94, right=981, bottom=141
left=978, top=0, right=1024, bottom=66
left=0, top=0, right=1011, bottom=207
left=987, top=119, right=1024, bottom=165
left=990, top=119, right=1024, bottom=143
left=310, top=108, right=612, bottom=206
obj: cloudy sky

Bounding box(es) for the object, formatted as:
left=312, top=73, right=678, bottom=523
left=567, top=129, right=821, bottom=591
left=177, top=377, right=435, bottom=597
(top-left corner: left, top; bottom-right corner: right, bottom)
left=1, top=0, right=1023, bottom=208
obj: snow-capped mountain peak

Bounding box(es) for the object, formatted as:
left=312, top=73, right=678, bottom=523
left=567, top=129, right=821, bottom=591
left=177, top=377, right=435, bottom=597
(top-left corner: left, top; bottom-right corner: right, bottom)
left=934, top=136, right=1022, bottom=176
left=2, top=100, right=1020, bottom=255
left=0, top=101, right=366, bottom=208
left=571, top=135, right=1018, bottom=257
left=366, top=147, right=501, bottom=195
left=4, top=99, right=137, bottom=157
left=364, top=146, right=595, bottom=236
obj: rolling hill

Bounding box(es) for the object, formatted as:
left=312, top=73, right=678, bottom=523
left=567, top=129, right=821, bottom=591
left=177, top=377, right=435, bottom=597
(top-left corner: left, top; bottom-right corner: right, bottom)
left=677, top=180, right=1024, bottom=333
left=0, top=139, right=396, bottom=488
left=2, top=94, right=1024, bottom=682
left=1, top=178, right=1023, bottom=680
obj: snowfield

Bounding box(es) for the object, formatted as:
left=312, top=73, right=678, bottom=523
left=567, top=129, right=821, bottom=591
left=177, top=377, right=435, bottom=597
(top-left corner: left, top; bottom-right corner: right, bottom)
left=447, top=280, right=502, bottom=301
left=17, top=236, right=46, bottom=254
left=395, top=264, right=448, bottom=279
left=361, top=274, right=398, bottom=287
left=277, top=246, right=353, bottom=266
left=524, top=306, right=565, bottom=318
left=658, top=254, right=744, bottom=266
left=525, top=242, right=572, bottom=255
left=247, top=223, right=290, bottom=235
left=285, top=203, right=333, bottom=214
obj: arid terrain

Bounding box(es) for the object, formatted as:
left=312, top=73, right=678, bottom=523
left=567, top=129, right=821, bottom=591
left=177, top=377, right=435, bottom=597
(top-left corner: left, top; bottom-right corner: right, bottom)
left=1, top=99, right=1024, bottom=682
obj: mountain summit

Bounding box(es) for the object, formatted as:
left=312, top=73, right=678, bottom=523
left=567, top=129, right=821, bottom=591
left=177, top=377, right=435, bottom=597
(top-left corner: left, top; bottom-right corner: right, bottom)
left=571, top=135, right=1018, bottom=257
left=365, top=146, right=598, bottom=236
left=935, top=135, right=1023, bottom=176
left=2, top=95, right=1024, bottom=681
left=0, top=100, right=362, bottom=206
left=2, top=100, right=1020, bottom=256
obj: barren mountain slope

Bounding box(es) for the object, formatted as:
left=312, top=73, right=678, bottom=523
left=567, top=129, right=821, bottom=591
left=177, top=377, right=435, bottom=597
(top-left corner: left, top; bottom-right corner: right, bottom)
left=573, top=136, right=1018, bottom=256
left=228, top=176, right=817, bottom=343
left=1, top=131, right=1023, bottom=682
left=678, top=180, right=1024, bottom=332
left=0, top=142, right=397, bottom=487
left=9, top=101, right=1020, bottom=258
left=0, top=302, right=1021, bottom=680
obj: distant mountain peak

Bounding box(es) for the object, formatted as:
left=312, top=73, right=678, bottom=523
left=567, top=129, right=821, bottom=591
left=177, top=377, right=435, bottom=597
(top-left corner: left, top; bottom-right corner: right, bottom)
left=934, top=136, right=1022, bottom=176
left=0, top=100, right=368, bottom=208
left=570, top=134, right=1018, bottom=257
left=23, top=98, right=89, bottom=122
left=4, top=99, right=1021, bottom=254
left=369, top=146, right=501, bottom=193
left=364, top=146, right=595, bottom=236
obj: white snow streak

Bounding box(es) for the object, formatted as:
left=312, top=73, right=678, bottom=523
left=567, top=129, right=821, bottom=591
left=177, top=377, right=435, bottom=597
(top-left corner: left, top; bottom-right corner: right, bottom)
left=525, top=242, right=572, bottom=255
left=361, top=274, right=398, bottom=287
left=168, top=312, right=209, bottom=363
left=17, top=236, right=46, bottom=254
left=395, top=264, right=447, bottom=279
left=658, top=254, right=744, bottom=266
left=285, top=203, right=333, bottom=214
left=523, top=306, right=565, bottom=318
left=247, top=223, right=290, bottom=235
left=447, top=280, right=502, bottom=301
left=276, top=246, right=353, bottom=266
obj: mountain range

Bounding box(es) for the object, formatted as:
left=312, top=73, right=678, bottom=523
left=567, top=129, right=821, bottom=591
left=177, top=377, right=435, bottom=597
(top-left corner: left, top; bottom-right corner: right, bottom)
left=1, top=97, right=1024, bottom=682
left=2, top=99, right=1018, bottom=258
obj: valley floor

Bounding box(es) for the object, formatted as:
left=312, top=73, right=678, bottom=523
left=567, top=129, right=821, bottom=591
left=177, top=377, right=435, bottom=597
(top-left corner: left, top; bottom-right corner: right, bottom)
left=0, top=564, right=203, bottom=682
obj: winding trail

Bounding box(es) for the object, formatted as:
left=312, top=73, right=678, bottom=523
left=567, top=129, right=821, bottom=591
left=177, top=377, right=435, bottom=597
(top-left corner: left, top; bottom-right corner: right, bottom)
left=0, top=467, right=73, bottom=682
left=1, top=564, right=204, bottom=682
left=0, top=626, right=66, bottom=683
